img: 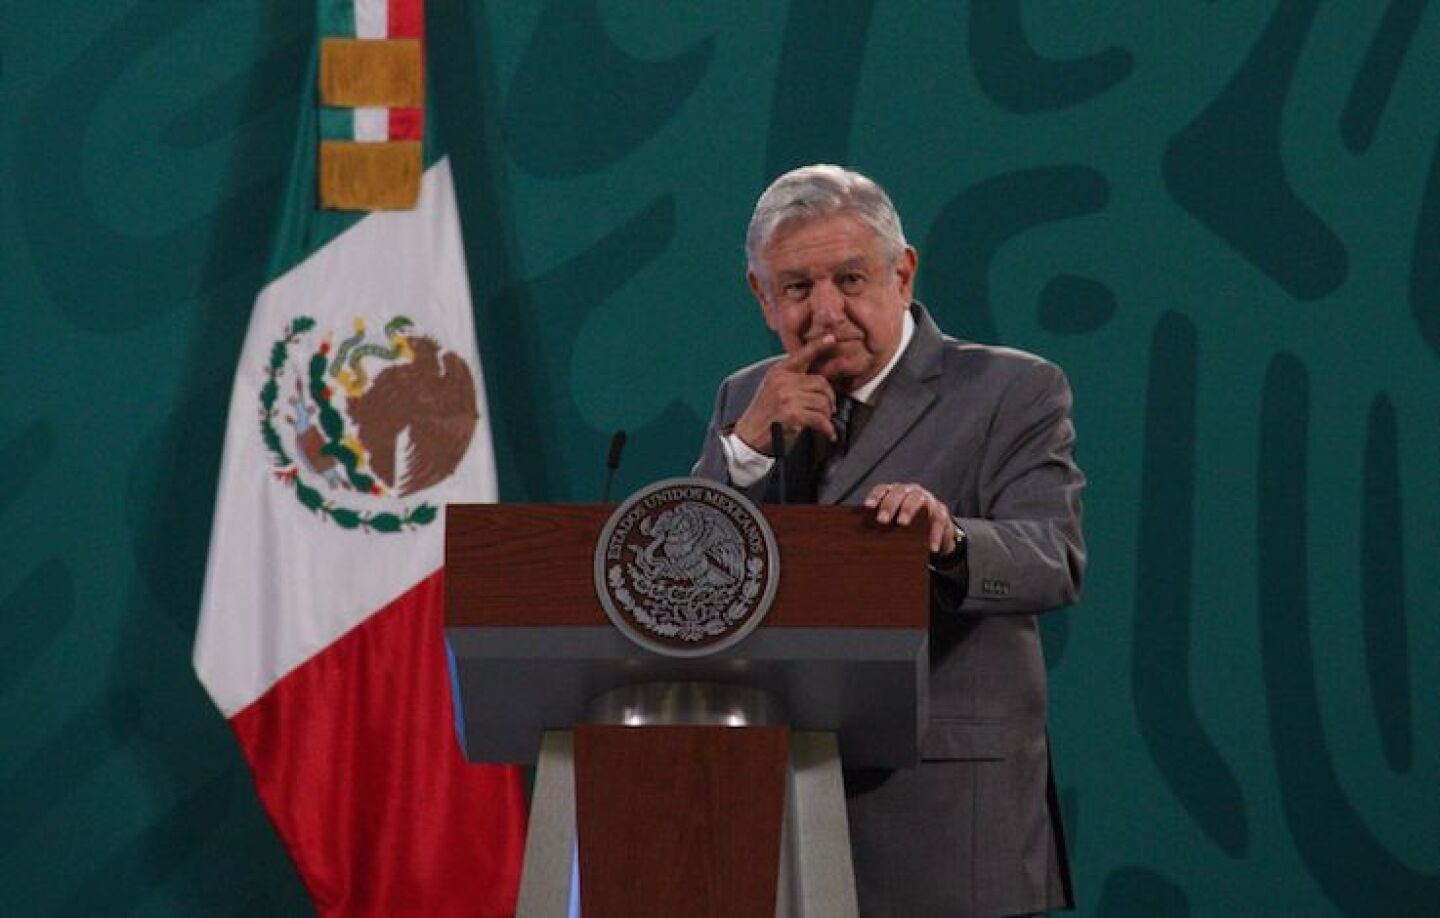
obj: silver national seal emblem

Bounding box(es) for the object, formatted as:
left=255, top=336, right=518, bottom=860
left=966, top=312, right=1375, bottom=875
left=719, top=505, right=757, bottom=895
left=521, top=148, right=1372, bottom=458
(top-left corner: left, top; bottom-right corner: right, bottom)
left=594, top=478, right=780, bottom=657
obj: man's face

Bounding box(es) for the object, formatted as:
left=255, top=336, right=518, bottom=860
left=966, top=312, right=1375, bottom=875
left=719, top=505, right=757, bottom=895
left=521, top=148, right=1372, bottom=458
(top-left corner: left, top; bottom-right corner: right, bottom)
left=748, top=212, right=917, bottom=393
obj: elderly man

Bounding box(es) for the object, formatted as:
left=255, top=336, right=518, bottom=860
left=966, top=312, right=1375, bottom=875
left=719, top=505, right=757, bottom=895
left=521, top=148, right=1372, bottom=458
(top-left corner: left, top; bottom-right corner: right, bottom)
left=693, top=164, right=1085, bottom=916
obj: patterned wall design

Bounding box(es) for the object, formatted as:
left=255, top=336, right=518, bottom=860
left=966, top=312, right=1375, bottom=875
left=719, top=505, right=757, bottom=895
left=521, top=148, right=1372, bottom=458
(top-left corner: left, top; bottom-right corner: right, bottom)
left=2, top=3, right=1437, bottom=913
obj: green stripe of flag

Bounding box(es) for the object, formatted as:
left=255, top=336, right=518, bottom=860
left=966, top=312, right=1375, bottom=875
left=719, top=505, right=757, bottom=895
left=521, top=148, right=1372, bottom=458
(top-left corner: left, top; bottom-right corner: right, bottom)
left=318, top=106, right=355, bottom=141
left=318, top=0, right=355, bottom=38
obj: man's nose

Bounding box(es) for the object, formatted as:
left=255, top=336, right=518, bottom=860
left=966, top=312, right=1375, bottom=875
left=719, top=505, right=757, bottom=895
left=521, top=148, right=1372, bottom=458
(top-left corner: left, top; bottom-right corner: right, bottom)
left=811, top=280, right=846, bottom=325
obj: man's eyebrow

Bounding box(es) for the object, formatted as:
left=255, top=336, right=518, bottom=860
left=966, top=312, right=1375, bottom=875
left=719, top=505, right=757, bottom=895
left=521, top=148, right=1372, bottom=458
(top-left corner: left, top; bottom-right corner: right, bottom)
left=772, top=255, right=867, bottom=283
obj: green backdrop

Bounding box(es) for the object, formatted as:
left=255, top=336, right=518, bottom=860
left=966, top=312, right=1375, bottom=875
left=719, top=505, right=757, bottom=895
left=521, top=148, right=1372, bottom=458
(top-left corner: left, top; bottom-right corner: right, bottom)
left=3, top=2, right=1437, bottom=913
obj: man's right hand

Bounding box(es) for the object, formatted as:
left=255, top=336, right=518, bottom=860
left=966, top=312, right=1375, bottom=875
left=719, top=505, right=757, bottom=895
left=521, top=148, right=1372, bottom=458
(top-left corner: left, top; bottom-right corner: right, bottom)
left=732, top=335, right=840, bottom=454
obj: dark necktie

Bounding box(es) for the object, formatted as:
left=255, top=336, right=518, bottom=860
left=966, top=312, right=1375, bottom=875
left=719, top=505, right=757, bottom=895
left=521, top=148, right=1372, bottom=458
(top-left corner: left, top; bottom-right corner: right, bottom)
left=832, top=395, right=858, bottom=454
left=813, top=396, right=871, bottom=498
left=835, top=395, right=876, bottom=456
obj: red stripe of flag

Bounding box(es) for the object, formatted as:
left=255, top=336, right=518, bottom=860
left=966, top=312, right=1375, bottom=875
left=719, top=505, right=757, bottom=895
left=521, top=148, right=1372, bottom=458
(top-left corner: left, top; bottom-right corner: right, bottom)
left=388, top=0, right=424, bottom=141
left=388, top=0, right=423, bottom=38
left=231, top=570, right=526, bottom=916
left=390, top=107, right=424, bottom=141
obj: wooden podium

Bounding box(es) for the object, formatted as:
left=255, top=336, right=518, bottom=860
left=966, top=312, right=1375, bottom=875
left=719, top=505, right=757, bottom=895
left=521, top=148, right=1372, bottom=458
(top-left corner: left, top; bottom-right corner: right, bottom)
left=446, top=500, right=929, bottom=917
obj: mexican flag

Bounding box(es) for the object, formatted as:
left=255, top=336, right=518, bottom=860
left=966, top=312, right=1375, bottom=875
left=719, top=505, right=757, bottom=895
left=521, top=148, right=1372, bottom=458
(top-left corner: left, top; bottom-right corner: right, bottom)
left=193, top=3, right=526, bottom=914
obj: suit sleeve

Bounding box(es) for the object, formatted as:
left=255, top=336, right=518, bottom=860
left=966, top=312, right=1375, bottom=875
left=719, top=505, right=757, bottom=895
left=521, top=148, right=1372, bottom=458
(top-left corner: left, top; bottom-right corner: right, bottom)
left=940, top=360, right=1086, bottom=615
left=691, top=377, right=733, bottom=482
left=692, top=376, right=773, bottom=504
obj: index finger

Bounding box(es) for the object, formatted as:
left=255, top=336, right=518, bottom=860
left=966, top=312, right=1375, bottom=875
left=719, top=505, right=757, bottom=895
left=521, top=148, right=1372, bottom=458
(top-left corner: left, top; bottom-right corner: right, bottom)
left=783, top=333, right=838, bottom=372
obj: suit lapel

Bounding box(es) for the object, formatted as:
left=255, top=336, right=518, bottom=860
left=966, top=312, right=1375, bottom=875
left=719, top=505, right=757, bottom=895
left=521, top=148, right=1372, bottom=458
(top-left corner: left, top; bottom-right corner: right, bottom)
left=820, top=304, right=945, bottom=503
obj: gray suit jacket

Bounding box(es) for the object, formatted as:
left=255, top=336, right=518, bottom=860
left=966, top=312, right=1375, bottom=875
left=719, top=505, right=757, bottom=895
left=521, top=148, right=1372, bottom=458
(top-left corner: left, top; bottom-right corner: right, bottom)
left=693, top=303, right=1085, bottom=916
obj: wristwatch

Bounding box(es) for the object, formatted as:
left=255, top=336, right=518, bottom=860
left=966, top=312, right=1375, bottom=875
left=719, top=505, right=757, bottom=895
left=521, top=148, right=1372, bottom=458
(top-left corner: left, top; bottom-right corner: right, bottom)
left=929, top=518, right=968, bottom=572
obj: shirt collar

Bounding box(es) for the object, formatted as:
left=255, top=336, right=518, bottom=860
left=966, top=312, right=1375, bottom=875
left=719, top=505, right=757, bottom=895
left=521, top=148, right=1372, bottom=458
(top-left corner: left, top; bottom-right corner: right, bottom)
left=848, top=309, right=915, bottom=405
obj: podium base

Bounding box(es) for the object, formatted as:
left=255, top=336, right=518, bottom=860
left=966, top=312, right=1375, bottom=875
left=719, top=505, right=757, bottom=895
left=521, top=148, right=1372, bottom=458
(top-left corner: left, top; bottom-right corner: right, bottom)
left=517, top=729, right=858, bottom=917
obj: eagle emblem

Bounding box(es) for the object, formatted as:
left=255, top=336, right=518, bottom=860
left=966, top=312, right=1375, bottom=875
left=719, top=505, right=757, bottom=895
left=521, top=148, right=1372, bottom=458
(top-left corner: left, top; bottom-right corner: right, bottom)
left=595, top=479, right=779, bottom=657
left=258, top=315, right=479, bottom=532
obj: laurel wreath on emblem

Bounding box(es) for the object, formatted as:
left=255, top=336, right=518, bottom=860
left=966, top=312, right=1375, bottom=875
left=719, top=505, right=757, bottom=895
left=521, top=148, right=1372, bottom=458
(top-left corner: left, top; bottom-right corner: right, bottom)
left=605, top=503, right=767, bottom=642
left=257, top=315, right=479, bottom=533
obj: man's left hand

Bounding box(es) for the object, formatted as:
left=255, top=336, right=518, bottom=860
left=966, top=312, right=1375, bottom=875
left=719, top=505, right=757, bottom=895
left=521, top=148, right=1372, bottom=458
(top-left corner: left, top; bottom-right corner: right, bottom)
left=863, top=482, right=955, bottom=554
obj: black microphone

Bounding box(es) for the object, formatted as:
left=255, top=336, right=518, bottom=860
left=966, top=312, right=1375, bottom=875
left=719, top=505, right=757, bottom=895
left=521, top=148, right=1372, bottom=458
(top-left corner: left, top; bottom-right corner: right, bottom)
left=601, top=430, right=627, bottom=503
left=770, top=422, right=787, bottom=504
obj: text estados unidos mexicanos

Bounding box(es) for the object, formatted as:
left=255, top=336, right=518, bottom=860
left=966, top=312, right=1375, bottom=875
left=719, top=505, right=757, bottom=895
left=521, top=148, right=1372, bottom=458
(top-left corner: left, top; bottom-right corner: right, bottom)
left=605, top=487, right=766, bottom=562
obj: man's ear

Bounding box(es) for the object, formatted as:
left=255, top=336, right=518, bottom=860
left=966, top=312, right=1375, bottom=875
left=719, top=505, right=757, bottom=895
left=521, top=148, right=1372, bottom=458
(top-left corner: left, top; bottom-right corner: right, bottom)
left=894, top=246, right=918, bottom=300
left=748, top=270, right=779, bottom=332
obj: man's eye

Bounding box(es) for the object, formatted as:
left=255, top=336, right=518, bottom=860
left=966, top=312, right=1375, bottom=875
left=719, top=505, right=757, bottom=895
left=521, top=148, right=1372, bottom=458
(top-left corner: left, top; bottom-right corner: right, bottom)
left=839, top=273, right=865, bottom=291
left=783, top=281, right=811, bottom=300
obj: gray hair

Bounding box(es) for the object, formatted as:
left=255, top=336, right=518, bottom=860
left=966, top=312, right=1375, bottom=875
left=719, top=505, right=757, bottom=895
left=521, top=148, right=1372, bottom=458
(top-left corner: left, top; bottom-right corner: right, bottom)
left=744, top=164, right=908, bottom=277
